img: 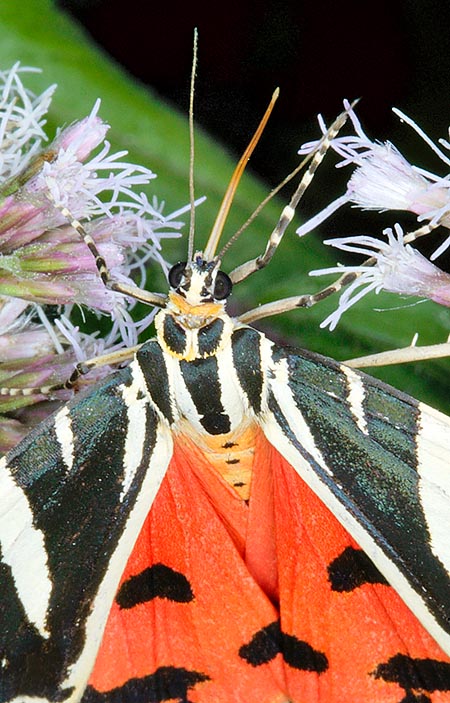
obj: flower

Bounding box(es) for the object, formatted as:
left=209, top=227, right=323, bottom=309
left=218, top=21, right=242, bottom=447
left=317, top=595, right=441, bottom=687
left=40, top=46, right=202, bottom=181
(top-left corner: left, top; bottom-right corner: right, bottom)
left=0, top=98, right=156, bottom=316
left=0, top=64, right=190, bottom=330
left=0, top=63, right=55, bottom=182
left=0, top=64, right=189, bottom=448
left=0, top=294, right=144, bottom=453
left=310, top=223, right=450, bottom=330
left=297, top=102, right=450, bottom=259
left=344, top=143, right=446, bottom=214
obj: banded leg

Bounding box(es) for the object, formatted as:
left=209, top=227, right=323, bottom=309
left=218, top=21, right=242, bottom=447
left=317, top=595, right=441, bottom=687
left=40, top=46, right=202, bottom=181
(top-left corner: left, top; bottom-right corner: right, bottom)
left=229, top=105, right=354, bottom=285
left=237, top=270, right=360, bottom=325
left=0, top=345, right=141, bottom=397
left=59, top=207, right=167, bottom=308
left=239, top=218, right=444, bottom=326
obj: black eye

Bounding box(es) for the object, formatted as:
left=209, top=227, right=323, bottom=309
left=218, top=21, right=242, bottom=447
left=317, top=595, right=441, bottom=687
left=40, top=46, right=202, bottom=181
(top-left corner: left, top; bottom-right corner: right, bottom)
left=168, top=262, right=187, bottom=289
left=213, top=271, right=232, bottom=300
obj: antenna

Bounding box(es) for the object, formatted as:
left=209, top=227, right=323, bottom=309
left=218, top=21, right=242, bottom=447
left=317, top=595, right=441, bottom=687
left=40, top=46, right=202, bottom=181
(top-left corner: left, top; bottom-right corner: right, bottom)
left=187, top=28, right=198, bottom=262
left=217, top=159, right=307, bottom=261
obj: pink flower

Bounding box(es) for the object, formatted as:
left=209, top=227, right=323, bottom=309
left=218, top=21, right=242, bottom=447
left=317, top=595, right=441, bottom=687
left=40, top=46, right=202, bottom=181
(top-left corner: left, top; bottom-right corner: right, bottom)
left=0, top=64, right=189, bottom=441
left=297, top=102, right=450, bottom=259
left=310, top=224, right=450, bottom=329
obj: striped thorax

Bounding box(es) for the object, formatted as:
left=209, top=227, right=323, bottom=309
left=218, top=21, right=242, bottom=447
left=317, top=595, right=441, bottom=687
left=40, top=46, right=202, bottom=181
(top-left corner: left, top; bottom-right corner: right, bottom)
left=150, top=253, right=260, bottom=501
left=155, top=252, right=235, bottom=361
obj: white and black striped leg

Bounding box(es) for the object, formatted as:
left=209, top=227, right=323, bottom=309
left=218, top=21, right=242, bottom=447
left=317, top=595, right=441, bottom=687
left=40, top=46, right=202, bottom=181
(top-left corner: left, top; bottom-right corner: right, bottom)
left=229, top=106, right=353, bottom=286
left=237, top=268, right=362, bottom=325
left=239, top=215, right=449, bottom=326
left=59, top=207, right=167, bottom=308
left=0, top=346, right=141, bottom=397
left=402, top=218, right=444, bottom=245
left=53, top=345, right=143, bottom=391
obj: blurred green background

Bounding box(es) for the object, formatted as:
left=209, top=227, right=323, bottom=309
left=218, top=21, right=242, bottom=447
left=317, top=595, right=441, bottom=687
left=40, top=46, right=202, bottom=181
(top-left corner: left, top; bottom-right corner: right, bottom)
left=0, top=0, right=449, bottom=410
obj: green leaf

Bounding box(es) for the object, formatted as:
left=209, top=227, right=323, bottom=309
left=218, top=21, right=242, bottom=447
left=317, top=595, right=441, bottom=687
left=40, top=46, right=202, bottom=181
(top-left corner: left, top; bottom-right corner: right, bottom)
left=0, top=0, right=448, bottom=411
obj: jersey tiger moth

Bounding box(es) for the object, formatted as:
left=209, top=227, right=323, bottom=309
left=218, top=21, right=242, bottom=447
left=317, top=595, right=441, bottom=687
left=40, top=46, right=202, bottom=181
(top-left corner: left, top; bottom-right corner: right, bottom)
left=0, top=80, right=450, bottom=703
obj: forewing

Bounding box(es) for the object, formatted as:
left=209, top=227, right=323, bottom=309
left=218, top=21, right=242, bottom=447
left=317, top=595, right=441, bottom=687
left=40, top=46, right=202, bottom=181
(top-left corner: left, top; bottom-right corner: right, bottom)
left=0, top=359, right=173, bottom=703
left=259, top=341, right=450, bottom=657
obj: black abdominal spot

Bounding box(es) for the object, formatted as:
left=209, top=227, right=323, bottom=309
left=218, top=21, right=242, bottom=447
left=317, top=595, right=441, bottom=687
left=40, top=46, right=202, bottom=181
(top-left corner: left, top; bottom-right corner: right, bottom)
left=327, top=546, right=388, bottom=592
left=373, top=653, right=450, bottom=693
left=116, top=564, right=194, bottom=609
left=239, top=621, right=328, bottom=673
left=81, top=666, right=210, bottom=703
left=225, top=458, right=240, bottom=465
left=222, top=442, right=237, bottom=448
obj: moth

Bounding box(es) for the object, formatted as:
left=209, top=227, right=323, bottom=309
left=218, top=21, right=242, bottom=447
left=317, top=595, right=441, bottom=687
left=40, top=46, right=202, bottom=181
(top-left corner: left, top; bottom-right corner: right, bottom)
left=1, top=88, right=450, bottom=703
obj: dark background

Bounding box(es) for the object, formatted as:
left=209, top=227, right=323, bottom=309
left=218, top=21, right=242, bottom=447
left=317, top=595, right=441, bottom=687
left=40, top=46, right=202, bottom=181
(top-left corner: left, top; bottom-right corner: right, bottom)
left=56, top=0, right=450, bottom=258
left=56, top=1, right=450, bottom=177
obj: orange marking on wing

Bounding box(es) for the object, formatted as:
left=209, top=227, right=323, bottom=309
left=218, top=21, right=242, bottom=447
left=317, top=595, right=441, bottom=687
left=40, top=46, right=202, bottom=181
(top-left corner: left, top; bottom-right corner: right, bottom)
left=268, top=446, right=450, bottom=701
left=88, top=432, right=285, bottom=701
left=88, top=432, right=450, bottom=702
left=174, top=419, right=258, bottom=500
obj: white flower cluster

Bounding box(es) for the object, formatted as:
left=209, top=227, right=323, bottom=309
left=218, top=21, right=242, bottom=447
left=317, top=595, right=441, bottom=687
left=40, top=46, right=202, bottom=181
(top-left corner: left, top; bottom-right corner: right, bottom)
left=299, top=100, right=450, bottom=328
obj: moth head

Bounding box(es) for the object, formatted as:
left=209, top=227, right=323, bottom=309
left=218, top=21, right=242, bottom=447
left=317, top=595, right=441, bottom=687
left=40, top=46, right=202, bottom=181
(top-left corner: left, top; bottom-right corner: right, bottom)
left=157, top=253, right=234, bottom=359
left=168, top=254, right=232, bottom=307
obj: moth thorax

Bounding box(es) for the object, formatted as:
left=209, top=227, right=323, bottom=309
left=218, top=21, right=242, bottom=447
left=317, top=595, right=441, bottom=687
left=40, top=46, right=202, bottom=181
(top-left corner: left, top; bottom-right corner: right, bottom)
left=155, top=306, right=234, bottom=361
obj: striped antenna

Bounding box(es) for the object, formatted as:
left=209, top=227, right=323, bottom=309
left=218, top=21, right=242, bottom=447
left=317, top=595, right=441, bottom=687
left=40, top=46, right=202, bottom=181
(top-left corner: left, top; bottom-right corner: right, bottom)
left=203, top=87, right=279, bottom=260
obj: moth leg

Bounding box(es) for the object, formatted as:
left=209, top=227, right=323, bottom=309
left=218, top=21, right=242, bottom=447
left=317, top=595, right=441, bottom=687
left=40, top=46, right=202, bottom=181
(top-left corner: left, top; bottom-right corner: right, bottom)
left=345, top=339, right=450, bottom=368
left=229, top=105, right=353, bottom=286
left=0, top=345, right=141, bottom=397
left=237, top=269, right=360, bottom=325
left=239, top=216, right=444, bottom=326
left=59, top=206, right=167, bottom=308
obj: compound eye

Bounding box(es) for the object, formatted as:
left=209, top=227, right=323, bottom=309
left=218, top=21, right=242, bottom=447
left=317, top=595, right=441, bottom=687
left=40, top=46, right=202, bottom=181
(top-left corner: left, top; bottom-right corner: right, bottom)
left=168, top=262, right=187, bottom=289
left=213, top=270, right=232, bottom=301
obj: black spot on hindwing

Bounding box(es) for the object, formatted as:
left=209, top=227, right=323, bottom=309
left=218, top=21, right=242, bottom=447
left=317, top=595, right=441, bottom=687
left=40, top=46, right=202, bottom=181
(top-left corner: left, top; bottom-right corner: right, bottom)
left=239, top=621, right=328, bottom=673
left=81, top=666, right=210, bottom=703
left=327, top=546, right=388, bottom=592
left=239, top=621, right=281, bottom=666
left=116, top=564, right=194, bottom=609
left=373, top=654, right=450, bottom=696
left=282, top=632, right=328, bottom=672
